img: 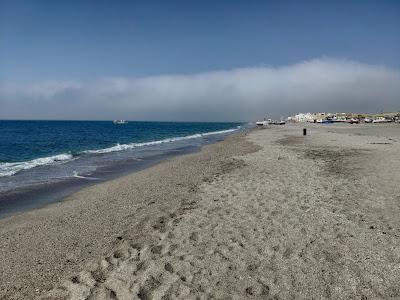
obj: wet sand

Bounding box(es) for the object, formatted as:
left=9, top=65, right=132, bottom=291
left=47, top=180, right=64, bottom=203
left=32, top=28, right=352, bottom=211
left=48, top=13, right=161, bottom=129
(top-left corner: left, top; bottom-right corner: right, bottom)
left=0, top=145, right=201, bottom=219
left=1, top=124, right=400, bottom=299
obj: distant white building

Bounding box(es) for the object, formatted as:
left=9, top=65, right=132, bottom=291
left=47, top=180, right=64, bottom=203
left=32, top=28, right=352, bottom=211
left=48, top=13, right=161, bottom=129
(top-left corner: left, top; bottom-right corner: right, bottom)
left=293, top=113, right=314, bottom=122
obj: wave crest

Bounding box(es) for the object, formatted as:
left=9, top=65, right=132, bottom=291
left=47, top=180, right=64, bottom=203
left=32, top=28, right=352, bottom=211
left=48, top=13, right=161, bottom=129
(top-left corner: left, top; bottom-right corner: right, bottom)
left=0, top=153, right=74, bottom=177
left=83, top=128, right=237, bottom=154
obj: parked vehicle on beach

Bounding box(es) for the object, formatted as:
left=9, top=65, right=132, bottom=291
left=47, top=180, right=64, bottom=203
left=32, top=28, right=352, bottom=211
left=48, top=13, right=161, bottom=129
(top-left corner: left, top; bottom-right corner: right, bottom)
left=364, top=118, right=373, bottom=123
left=332, top=118, right=347, bottom=123
left=316, top=118, right=333, bottom=124
left=270, top=119, right=286, bottom=125
left=372, top=117, right=392, bottom=123
left=256, top=116, right=273, bottom=126
left=348, top=118, right=359, bottom=124
left=274, top=120, right=286, bottom=125
left=256, top=120, right=268, bottom=126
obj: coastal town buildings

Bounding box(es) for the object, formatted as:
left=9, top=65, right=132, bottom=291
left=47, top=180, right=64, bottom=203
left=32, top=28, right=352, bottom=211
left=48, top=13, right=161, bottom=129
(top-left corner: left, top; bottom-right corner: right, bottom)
left=288, top=112, right=400, bottom=123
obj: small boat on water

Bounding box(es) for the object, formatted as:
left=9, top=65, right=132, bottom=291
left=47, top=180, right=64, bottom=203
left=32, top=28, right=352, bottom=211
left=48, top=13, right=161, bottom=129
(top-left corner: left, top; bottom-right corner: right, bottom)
left=113, top=120, right=128, bottom=124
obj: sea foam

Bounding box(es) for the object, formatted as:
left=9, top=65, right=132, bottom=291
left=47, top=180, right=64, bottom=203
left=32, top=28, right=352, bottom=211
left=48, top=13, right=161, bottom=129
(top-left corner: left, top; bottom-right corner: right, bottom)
left=0, top=153, right=74, bottom=177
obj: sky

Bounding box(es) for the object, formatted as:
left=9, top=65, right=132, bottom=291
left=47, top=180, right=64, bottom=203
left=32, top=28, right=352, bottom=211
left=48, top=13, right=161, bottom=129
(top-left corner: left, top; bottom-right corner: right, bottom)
left=1, top=0, right=399, bottom=121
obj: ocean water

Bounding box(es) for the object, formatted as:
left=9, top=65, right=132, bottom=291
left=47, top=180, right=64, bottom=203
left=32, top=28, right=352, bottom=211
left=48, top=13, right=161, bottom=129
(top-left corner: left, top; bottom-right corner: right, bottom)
left=0, top=121, right=243, bottom=194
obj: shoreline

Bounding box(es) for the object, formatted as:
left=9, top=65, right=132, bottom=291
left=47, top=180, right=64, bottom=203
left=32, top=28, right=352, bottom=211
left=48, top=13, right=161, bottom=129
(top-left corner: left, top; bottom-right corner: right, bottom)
left=0, top=128, right=241, bottom=219
left=1, top=124, right=400, bottom=299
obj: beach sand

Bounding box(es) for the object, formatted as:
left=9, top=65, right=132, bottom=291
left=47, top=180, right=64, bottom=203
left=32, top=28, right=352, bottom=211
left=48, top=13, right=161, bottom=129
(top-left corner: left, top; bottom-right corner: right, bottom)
left=1, top=124, right=400, bottom=299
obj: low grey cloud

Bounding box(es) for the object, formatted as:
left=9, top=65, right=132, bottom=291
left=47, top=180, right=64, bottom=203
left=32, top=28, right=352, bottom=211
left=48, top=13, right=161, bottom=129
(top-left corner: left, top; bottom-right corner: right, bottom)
left=1, top=58, right=399, bottom=121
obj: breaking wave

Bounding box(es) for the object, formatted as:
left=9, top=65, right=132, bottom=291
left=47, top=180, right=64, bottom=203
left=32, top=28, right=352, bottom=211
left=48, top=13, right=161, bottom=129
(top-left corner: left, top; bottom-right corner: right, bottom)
left=0, top=153, right=74, bottom=177
left=0, top=127, right=239, bottom=177
left=82, top=128, right=238, bottom=154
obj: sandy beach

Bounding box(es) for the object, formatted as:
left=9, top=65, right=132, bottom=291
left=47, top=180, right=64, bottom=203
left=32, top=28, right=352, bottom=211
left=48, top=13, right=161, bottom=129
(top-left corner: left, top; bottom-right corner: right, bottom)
left=1, top=123, right=400, bottom=299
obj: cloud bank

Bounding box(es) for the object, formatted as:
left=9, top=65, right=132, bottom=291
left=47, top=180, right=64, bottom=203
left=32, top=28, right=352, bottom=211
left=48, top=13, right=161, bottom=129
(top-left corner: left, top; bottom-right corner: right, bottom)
left=1, top=58, right=399, bottom=121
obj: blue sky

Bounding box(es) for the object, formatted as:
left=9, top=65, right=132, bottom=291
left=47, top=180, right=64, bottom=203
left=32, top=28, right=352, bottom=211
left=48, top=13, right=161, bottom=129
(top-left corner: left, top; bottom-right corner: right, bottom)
left=1, top=0, right=399, bottom=82
left=0, top=0, right=399, bottom=121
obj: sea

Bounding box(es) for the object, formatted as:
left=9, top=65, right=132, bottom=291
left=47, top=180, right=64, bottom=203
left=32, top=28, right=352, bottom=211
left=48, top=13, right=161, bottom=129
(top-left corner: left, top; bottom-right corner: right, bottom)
left=0, top=120, right=244, bottom=217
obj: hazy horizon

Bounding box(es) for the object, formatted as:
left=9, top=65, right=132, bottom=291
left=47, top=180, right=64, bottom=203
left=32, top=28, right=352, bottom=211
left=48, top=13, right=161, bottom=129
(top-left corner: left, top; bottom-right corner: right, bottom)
left=1, top=1, right=399, bottom=121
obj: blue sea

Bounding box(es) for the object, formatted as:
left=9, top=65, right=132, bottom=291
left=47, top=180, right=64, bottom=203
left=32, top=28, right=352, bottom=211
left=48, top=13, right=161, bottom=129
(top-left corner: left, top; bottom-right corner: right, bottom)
left=0, top=121, right=242, bottom=198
